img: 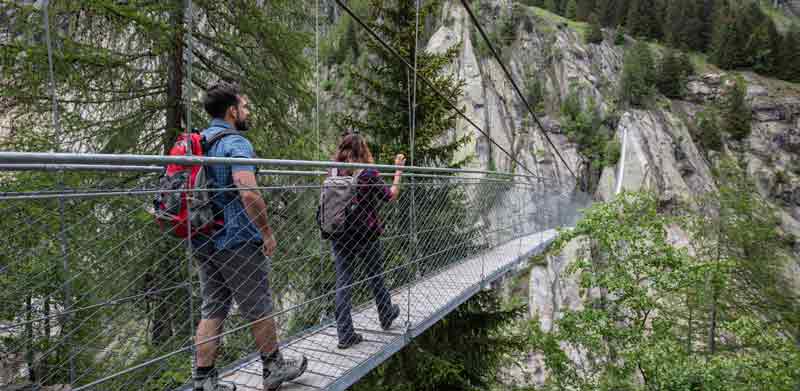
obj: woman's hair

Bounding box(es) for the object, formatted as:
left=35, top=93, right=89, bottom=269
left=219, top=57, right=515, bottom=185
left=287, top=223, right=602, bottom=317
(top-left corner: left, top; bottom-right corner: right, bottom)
left=334, top=133, right=374, bottom=165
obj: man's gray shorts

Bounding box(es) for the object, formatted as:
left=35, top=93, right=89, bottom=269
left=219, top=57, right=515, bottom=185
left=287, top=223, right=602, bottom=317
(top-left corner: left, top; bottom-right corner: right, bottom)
left=195, top=241, right=273, bottom=321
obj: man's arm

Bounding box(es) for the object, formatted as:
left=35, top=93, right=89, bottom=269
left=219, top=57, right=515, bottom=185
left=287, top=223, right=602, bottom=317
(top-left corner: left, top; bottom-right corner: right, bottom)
left=233, top=170, right=276, bottom=255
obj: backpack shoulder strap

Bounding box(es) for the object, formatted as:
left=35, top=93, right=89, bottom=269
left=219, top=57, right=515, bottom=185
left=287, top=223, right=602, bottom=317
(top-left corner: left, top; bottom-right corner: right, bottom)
left=202, top=129, right=241, bottom=155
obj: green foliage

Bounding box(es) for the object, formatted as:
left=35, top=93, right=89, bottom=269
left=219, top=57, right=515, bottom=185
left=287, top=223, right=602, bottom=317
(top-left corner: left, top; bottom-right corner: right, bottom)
left=320, top=1, right=369, bottom=67
left=665, top=0, right=712, bottom=51
left=778, top=26, right=800, bottom=82
left=0, top=0, right=312, bottom=157
left=694, top=109, right=724, bottom=153
left=538, top=0, right=796, bottom=83
left=620, top=41, right=656, bottom=107
left=0, top=170, right=198, bottom=387
left=748, top=14, right=782, bottom=74
left=711, top=1, right=751, bottom=69
left=710, top=0, right=788, bottom=79
left=525, top=73, right=546, bottom=114
left=564, top=0, right=578, bottom=19
left=722, top=75, right=752, bottom=141
left=545, top=0, right=561, bottom=15
left=342, top=0, right=470, bottom=166
left=614, top=25, right=626, bottom=45
left=351, top=291, right=526, bottom=391
left=501, top=4, right=527, bottom=44
left=586, top=13, right=604, bottom=44
left=700, top=159, right=800, bottom=339
left=575, top=0, right=596, bottom=21
left=625, top=0, right=662, bottom=39
left=656, top=50, right=694, bottom=98
left=561, top=88, right=619, bottom=192
left=527, top=190, right=800, bottom=390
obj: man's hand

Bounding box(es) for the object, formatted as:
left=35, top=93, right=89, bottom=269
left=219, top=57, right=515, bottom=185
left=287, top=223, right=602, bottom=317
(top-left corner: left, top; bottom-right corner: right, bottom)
left=233, top=170, right=276, bottom=257
left=262, top=233, right=277, bottom=257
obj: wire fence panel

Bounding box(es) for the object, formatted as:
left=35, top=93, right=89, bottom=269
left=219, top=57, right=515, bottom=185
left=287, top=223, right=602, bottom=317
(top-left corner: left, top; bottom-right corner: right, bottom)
left=0, top=160, right=581, bottom=391
left=0, top=0, right=585, bottom=388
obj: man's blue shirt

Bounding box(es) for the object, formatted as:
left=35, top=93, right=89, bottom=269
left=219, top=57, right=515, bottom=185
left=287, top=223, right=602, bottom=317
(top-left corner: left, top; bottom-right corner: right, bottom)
left=202, top=118, right=263, bottom=250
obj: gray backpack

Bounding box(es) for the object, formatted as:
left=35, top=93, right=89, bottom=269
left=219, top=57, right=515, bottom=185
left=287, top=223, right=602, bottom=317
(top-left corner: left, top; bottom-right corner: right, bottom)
left=318, top=169, right=360, bottom=237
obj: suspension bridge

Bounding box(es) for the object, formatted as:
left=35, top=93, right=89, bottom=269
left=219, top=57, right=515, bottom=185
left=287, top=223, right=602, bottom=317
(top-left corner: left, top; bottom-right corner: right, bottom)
left=1, top=1, right=586, bottom=390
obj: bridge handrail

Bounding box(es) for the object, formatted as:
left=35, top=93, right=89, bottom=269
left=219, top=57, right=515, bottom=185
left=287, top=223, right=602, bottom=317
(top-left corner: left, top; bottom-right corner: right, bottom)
left=0, top=152, right=551, bottom=180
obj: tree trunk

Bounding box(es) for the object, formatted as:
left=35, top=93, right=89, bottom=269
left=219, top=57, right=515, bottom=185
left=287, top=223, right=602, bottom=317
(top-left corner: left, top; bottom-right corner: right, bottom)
left=708, top=284, right=717, bottom=356
left=26, top=295, right=35, bottom=383
left=686, top=294, right=692, bottom=354
left=164, top=0, right=185, bottom=153
left=44, top=297, right=51, bottom=355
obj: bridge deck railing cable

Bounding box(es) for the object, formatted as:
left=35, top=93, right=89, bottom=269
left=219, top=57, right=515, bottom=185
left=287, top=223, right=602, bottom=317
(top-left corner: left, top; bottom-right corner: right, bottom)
left=0, top=160, right=577, bottom=391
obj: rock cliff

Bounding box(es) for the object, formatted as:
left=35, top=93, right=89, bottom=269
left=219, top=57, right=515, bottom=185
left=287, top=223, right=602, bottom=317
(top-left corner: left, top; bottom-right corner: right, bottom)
left=425, top=1, right=800, bottom=386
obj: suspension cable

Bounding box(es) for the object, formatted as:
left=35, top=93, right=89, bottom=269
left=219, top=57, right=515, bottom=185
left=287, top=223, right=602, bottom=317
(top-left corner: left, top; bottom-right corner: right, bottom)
left=316, top=0, right=321, bottom=161
left=42, top=0, right=76, bottom=383
left=457, top=0, right=577, bottom=179
left=332, top=0, right=539, bottom=178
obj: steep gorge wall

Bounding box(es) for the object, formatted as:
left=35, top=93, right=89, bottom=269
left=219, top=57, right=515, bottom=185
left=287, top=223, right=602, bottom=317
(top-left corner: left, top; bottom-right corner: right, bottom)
left=425, top=0, right=800, bottom=386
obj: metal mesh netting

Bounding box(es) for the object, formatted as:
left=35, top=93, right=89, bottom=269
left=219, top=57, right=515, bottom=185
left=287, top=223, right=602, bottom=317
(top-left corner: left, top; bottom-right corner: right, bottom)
left=1, top=0, right=586, bottom=389
left=0, top=164, right=577, bottom=390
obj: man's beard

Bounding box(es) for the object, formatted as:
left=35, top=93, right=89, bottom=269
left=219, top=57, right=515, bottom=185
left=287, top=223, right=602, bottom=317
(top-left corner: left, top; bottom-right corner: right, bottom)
left=234, top=118, right=250, bottom=131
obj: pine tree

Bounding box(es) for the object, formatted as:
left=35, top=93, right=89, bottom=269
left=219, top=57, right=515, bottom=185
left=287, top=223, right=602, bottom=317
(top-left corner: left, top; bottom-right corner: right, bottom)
left=613, top=0, right=631, bottom=26
left=665, top=0, right=702, bottom=50
left=576, top=0, right=596, bottom=21
left=614, top=25, right=626, bottom=45
left=595, top=0, right=614, bottom=25
left=710, top=0, right=737, bottom=69
left=778, top=26, right=800, bottom=82
left=748, top=19, right=781, bottom=75
left=0, top=0, right=312, bottom=157
left=722, top=76, right=752, bottom=141
left=0, top=1, right=316, bottom=386
left=586, top=13, right=604, bottom=44
left=565, top=0, right=578, bottom=19
left=528, top=190, right=800, bottom=390
left=626, top=0, right=661, bottom=39
left=694, top=109, right=723, bottom=152
left=595, top=0, right=628, bottom=27
left=352, top=292, right=527, bottom=391
left=711, top=0, right=757, bottom=69
left=343, top=0, right=469, bottom=166
left=620, top=41, right=655, bottom=107
left=697, top=0, right=717, bottom=51
left=545, top=0, right=561, bottom=15
left=656, top=50, right=693, bottom=98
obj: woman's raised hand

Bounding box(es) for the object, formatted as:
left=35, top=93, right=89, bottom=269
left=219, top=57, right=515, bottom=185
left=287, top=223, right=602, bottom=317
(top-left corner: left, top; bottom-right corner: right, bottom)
left=394, top=154, right=406, bottom=167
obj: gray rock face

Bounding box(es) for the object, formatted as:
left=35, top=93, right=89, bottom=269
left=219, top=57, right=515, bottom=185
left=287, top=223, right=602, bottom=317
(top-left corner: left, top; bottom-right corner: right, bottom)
left=433, top=0, right=622, bottom=187
left=428, top=0, right=800, bottom=386
left=596, top=109, right=715, bottom=202
left=526, top=237, right=593, bottom=386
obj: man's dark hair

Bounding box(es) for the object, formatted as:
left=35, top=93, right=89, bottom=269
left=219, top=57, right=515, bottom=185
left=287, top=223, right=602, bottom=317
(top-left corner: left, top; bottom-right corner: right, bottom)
left=203, top=81, right=241, bottom=118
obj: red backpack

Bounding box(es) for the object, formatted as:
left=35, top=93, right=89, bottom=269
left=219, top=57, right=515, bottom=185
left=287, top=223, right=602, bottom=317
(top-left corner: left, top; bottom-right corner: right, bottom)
left=154, top=129, right=239, bottom=238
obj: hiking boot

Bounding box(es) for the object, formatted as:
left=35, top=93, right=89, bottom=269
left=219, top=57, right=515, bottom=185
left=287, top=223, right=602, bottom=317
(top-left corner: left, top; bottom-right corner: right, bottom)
left=380, top=304, right=400, bottom=330
left=194, top=368, right=236, bottom=391
left=337, top=333, right=363, bottom=349
left=263, top=351, right=307, bottom=391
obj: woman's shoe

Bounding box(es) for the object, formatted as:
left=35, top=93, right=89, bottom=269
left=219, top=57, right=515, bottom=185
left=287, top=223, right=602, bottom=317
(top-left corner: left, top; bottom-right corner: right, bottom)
left=380, top=304, right=401, bottom=330
left=337, top=333, right=363, bottom=349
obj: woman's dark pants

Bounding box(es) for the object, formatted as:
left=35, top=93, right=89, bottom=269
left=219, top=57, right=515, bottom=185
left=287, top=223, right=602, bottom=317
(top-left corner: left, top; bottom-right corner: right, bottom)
left=331, top=238, right=394, bottom=344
